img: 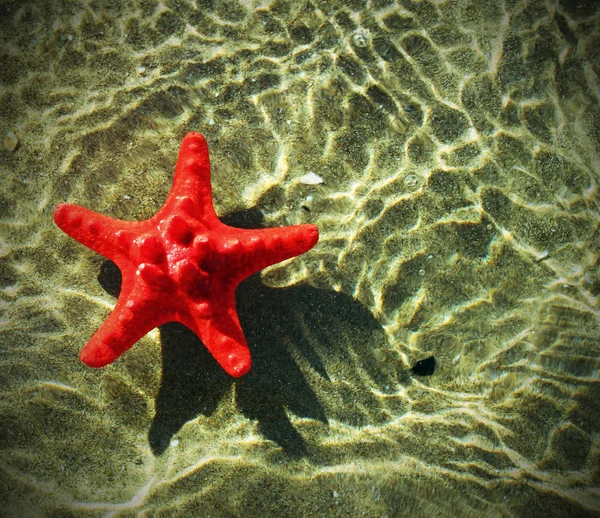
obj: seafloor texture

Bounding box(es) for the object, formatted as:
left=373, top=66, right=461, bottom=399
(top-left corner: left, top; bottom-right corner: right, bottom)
left=1, top=0, right=599, bottom=516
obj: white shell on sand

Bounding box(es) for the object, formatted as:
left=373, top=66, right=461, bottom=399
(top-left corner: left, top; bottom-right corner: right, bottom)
left=299, top=172, right=323, bottom=185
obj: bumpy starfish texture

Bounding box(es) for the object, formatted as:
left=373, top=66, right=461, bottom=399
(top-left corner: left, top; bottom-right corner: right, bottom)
left=54, top=132, right=319, bottom=377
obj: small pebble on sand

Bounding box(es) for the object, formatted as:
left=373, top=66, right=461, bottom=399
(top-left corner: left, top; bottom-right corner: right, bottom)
left=4, top=131, right=18, bottom=152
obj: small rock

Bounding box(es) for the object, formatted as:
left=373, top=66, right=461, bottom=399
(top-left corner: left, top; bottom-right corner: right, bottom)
left=301, top=195, right=315, bottom=213
left=4, top=131, right=18, bottom=152
left=403, top=174, right=420, bottom=190
left=410, top=356, right=436, bottom=376
left=352, top=28, right=371, bottom=48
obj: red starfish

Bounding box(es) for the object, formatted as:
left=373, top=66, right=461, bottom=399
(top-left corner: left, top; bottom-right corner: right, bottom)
left=54, top=132, right=319, bottom=377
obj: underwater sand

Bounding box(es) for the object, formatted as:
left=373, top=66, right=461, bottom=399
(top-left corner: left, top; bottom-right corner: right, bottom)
left=0, top=0, right=599, bottom=516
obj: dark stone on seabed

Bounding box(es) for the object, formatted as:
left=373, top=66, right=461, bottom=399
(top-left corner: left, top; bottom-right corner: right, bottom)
left=410, top=356, right=436, bottom=376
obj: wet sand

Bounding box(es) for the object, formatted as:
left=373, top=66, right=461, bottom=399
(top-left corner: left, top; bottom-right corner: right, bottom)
left=0, top=0, right=599, bottom=516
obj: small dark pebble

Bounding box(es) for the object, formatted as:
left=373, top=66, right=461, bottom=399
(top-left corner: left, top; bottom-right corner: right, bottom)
left=410, top=356, right=436, bottom=376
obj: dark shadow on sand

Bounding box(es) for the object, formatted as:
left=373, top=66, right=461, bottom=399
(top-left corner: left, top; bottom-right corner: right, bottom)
left=97, top=208, right=387, bottom=457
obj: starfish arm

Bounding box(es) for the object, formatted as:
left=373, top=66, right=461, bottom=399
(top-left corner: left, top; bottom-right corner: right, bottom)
left=180, top=292, right=252, bottom=378
left=80, top=290, right=168, bottom=367
left=231, top=223, right=319, bottom=279
left=54, top=203, right=138, bottom=263
left=157, top=132, right=219, bottom=225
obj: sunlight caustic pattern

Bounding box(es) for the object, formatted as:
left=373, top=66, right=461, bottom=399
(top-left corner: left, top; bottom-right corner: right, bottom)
left=0, top=0, right=598, bottom=515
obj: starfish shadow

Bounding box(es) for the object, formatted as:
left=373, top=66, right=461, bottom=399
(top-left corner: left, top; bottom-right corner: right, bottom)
left=97, top=208, right=391, bottom=457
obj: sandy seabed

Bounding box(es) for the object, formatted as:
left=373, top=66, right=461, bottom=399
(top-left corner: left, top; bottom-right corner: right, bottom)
left=0, top=0, right=599, bottom=516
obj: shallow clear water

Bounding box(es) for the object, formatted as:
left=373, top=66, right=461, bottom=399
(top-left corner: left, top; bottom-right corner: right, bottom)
left=1, top=0, right=599, bottom=516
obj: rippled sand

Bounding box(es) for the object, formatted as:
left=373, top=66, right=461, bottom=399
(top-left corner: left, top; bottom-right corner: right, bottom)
left=1, top=0, right=599, bottom=516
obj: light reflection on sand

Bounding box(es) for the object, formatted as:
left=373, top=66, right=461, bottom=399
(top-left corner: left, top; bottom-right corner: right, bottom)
left=0, top=0, right=598, bottom=516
